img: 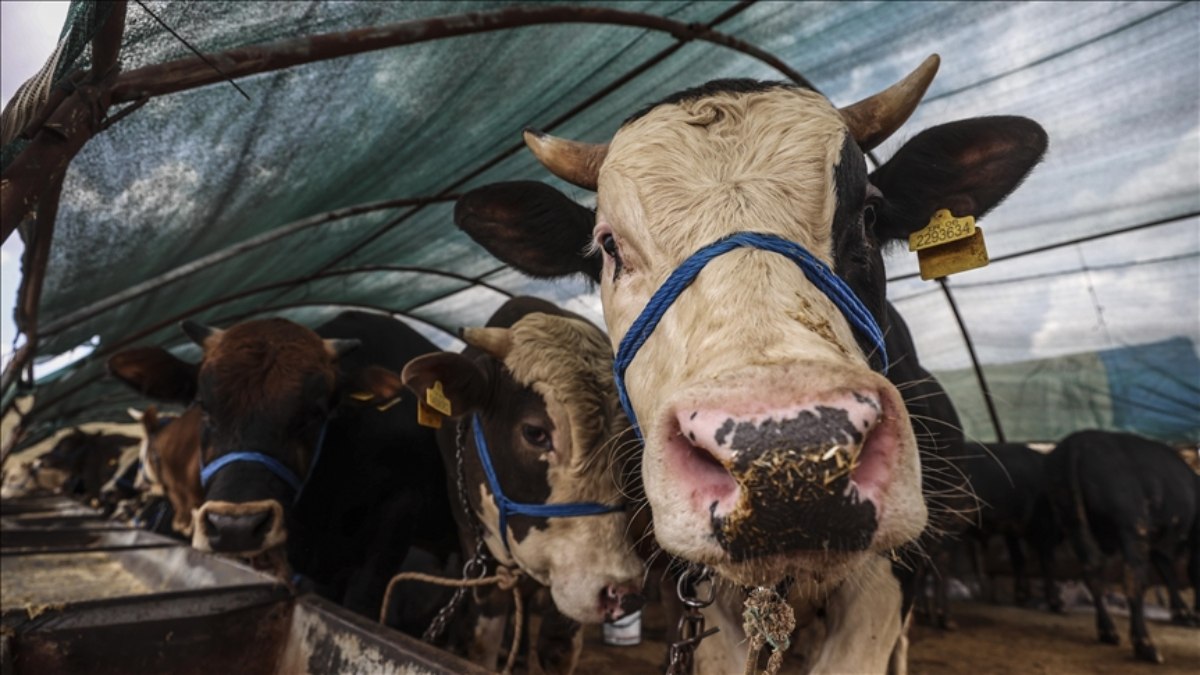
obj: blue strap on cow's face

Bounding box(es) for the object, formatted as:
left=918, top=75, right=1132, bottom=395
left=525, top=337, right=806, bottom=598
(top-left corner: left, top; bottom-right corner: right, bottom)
left=198, top=419, right=329, bottom=503
left=613, top=231, right=888, bottom=439
left=471, top=414, right=623, bottom=556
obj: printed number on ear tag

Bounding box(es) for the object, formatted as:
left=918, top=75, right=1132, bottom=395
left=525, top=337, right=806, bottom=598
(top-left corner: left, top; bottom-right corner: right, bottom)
left=917, top=227, right=989, bottom=280
left=426, top=381, right=452, bottom=416
left=908, top=209, right=975, bottom=252
left=417, top=400, right=443, bottom=429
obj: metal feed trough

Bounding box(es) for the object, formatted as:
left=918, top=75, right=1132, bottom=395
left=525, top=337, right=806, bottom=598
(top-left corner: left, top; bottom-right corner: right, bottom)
left=0, top=496, right=486, bottom=674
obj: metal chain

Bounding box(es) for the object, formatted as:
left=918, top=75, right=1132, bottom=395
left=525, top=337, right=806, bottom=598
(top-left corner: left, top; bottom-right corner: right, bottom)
left=667, top=565, right=719, bottom=675
left=420, top=419, right=492, bottom=643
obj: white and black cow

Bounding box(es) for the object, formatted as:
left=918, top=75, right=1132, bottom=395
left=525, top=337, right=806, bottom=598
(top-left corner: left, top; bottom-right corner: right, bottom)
left=402, top=296, right=644, bottom=674
left=108, top=311, right=459, bottom=619
left=453, top=55, right=1046, bottom=672
left=1046, top=430, right=1199, bottom=663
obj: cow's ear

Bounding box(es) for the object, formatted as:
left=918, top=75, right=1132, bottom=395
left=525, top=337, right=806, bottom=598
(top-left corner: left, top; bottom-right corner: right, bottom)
left=870, top=116, right=1047, bottom=241
left=107, top=348, right=198, bottom=404
left=455, top=181, right=600, bottom=282
left=345, top=365, right=406, bottom=403
left=401, top=353, right=489, bottom=418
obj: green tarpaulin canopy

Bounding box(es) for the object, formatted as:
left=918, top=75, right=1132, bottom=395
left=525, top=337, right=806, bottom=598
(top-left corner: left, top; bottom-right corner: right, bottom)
left=3, top=1, right=1197, bottom=450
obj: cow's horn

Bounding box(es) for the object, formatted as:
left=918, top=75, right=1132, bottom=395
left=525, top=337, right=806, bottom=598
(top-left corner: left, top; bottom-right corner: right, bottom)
left=523, top=128, right=608, bottom=191
left=127, top=407, right=144, bottom=422
left=460, top=327, right=513, bottom=361
left=324, top=339, right=361, bottom=358
left=840, top=54, right=940, bottom=151
left=181, top=321, right=224, bottom=347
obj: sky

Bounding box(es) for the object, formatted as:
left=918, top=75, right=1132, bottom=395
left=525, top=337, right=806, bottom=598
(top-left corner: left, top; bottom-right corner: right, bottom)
left=1, top=1, right=72, bottom=372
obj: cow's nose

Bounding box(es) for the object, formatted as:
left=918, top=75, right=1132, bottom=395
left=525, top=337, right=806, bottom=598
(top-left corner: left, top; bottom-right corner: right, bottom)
left=671, top=391, right=886, bottom=559
left=204, top=509, right=272, bottom=553
left=601, top=583, right=645, bottom=622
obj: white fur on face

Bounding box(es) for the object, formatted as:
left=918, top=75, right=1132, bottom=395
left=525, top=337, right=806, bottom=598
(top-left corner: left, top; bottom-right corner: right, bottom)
left=593, top=88, right=925, bottom=583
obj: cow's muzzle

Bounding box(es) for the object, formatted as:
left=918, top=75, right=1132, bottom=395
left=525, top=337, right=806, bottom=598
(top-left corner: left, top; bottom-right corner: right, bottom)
left=192, top=499, right=287, bottom=555
left=669, top=390, right=894, bottom=560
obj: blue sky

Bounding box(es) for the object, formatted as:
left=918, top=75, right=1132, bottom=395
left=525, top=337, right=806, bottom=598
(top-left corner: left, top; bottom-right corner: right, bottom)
left=1, top=1, right=70, bottom=370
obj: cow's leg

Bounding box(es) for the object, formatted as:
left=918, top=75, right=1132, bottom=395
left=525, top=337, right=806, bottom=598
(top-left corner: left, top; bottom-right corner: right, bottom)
left=469, top=591, right=510, bottom=670
left=971, top=538, right=993, bottom=604
left=528, top=589, right=583, bottom=675
left=932, top=546, right=955, bottom=630
left=1150, top=548, right=1196, bottom=626
left=1188, top=519, right=1200, bottom=622
left=1005, top=534, right=1030, bottom=607
left=1120, top=534, right=1162, bottom=663
left=1035, top=541, right=1063, bottom=614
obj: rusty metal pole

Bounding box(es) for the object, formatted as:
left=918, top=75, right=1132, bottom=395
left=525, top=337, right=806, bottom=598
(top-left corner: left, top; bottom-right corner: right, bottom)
left=938, top=277, right=1006, bottom=443
left=1, top=2, right=128, bottom=462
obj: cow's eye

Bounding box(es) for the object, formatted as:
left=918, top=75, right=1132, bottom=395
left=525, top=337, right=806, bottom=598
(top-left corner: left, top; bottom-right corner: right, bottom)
left=521, top=424, right=553, bottom=450
left=863, top=203, right=877, bottom=230
left=599, top=233, right=624, bottom=279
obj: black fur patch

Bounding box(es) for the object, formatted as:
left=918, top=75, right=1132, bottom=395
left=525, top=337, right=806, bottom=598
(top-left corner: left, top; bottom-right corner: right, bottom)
left=710, top=406, right=878, bottom=558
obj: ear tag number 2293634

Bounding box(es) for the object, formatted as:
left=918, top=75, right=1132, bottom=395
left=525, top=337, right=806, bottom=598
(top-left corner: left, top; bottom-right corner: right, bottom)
left=908, top=209, right=989, bottom=280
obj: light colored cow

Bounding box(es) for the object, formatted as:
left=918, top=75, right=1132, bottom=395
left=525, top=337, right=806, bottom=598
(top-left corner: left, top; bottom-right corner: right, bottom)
left=454, top=55, right=1047, bottom=673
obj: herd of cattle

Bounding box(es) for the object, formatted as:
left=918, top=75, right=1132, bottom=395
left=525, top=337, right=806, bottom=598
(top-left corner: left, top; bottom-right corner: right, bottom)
left=3, top=54, right=1198, bottom=674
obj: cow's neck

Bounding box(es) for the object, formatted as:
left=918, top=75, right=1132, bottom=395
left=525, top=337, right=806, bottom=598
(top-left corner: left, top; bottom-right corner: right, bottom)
left=696, top=555, right=901, bottom=674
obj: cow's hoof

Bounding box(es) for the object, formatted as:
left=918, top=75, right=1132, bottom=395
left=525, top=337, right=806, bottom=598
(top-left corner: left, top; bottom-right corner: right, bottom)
left=1133, top=640, right=1163, bottom=664
left=1099, top=630, right=1120, bottom=646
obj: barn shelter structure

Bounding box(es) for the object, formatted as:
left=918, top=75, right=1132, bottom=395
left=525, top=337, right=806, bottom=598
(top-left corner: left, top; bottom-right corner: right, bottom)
left=2, top=1, right=1197, bottom=460
left=0, top=2, right=1198, bottom=674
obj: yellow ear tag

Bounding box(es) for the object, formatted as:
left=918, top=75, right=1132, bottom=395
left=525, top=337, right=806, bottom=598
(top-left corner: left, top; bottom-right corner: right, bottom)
left=417, top=400, right=443, bottom=429
left=426, top=381, right=452, bottom=417
left=909, top=209, right=989, bottom=280
left=349, top=391, right=375, bottom=402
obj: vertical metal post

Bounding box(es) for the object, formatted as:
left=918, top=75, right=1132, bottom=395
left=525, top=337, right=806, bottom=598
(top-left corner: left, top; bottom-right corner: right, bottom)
left=938, top=277, right=1006, bottom=443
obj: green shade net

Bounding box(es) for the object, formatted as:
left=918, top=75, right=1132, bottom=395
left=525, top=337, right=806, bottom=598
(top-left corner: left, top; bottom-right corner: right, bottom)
left=6, top=1, right=1198, bottom=449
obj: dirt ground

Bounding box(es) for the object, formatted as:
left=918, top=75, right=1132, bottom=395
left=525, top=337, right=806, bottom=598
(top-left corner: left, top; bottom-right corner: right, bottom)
left=575, top=599, right=1200, bottom=674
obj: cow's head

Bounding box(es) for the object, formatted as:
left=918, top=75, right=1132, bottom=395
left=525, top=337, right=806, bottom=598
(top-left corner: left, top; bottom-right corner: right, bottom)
left=453, top=57, right=1046, bottom=585
left=403, top=306, right=644, bottom=623
left=108, top=318, right=397, bottom=556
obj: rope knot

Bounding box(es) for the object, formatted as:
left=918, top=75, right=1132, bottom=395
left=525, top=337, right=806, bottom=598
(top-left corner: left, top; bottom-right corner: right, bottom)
left=494, top=565, right=522, bottom=591
left=742, top=586, right=796, bottom=675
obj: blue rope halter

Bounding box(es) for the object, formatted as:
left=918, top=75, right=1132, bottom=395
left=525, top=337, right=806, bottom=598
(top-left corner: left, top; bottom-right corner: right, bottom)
left=471, top=413, right=623, bottom=556
left=199, top=419, right=330, bottom=503
left=613, top=231, right=888, bottom=438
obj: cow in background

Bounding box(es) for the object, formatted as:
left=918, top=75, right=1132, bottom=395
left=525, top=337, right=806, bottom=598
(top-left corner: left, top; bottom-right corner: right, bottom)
left=8, top=427, right=139, bottom=502
left=403, top=296, right=644, bottom=675
left=453, top=52, right=1046, bottom=672
left=1046, top=430, right=1199, bottom=663
left=124, top=405, right=202, bottom=536
left=107, top=311, right=458, bottom=620
left=964, top=442, right=1064, bottom=612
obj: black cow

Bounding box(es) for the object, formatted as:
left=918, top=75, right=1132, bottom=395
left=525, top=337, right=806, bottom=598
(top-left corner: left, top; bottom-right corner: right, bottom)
left=965, top=442, right=1063, bottom=612
left=107, top=311, right=458, bottom=620
left=1045, top=430, right=1199, bottom=663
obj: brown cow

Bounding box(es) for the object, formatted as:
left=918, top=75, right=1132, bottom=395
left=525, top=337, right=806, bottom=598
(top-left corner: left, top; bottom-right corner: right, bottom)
left=127, top=405, right=202, bottom=536
left=454, top=55, right=1046, bottom=672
